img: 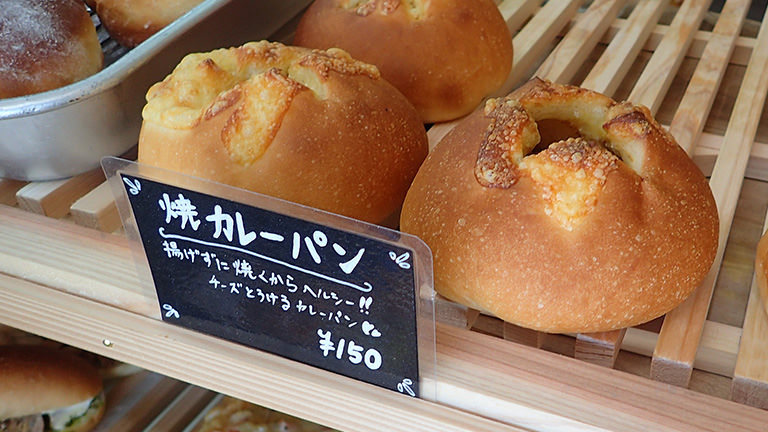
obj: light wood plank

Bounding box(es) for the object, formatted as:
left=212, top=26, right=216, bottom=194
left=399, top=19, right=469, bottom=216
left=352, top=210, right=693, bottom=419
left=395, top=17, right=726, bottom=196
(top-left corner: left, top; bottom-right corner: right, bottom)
left=622, top=320, right=741, bottom=378
left=15, top=168, right=105, bottom=218
left=102, top=377, right=189, bottom=432
left=0, top=205, right=156, bottom=316
left=668, top=0, right=751, bottom=154
left=731, top=210, right=768, bottom=409
left=498, top=0, right=541, bottom=35
left=144, top=386, right=218, bottom=431
left=70, top=180, right=121, bottom=232
left=627, top=0, right=711, bottom=114
left=500, top=0, right=582, bottom=95
left=0, top=179, right=26, bottom=206
left=574, top=329, right=627, bottom=368
left=535, top=0, right=627, bottom=84
left=652, top=4, right=768, bottom=388
left=580, top=0, right=669, bottom=96
left=601, top=17, right=757, bottom=67
left=2, top=271, right=767, bottom=432
left=0, top=273, right=528, bottom=432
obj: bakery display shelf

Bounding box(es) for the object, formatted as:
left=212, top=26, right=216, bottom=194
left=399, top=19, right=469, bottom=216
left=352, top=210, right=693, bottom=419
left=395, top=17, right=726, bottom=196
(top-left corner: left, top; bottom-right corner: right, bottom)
left=1, top=0, right=768, bottom=431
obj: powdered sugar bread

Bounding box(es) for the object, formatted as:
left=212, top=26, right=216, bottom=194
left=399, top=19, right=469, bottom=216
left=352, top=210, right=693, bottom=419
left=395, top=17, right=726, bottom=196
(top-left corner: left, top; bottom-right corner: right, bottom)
left=0, top=0, right=102, bottom=98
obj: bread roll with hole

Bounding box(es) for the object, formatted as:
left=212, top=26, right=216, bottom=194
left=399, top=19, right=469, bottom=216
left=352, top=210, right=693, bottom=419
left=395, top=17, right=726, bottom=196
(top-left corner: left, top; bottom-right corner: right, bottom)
left=0, top=0, right=102, bottom=98
left=139, top=41, right=428, bottom=224
left=400, top=78, right=719, bottom=333
left=294, top=0, right=513, bottom=123
left=92, top=0, right=203, bottom=47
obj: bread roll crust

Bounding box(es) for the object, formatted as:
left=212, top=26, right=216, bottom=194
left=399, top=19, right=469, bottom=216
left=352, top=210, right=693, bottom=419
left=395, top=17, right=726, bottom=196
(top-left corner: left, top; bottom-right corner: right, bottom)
left=0, top=0, right=102, bottom=98
left=294, top=0, right=513, bottom=123
left=0, top=345, right=103, bottom=419
left=93, top=0, right=203, bottom=47
left=139, top=41, right=428, bottom=224
left=400, top=78, right=719, bottom=333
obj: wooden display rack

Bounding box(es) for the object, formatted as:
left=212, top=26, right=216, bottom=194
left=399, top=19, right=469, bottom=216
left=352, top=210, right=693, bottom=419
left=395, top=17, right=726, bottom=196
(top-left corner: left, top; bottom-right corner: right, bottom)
left=1, top=1, right=768, bottom=430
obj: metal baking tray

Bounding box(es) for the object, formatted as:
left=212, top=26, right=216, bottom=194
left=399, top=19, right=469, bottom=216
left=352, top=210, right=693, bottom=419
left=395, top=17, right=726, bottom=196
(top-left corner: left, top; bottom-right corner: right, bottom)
left=0, top=0, right=311, bottom=181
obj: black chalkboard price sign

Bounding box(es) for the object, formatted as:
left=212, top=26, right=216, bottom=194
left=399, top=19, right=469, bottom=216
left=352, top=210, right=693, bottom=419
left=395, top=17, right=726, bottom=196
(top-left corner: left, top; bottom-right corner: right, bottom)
left=118, top=174, right=421, bottom=397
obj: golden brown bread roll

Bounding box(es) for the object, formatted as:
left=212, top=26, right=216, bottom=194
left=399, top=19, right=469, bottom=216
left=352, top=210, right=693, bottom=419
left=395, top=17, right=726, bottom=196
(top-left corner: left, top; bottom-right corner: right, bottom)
left=0, top=0, right=102, bottom=98
left=138, top=41, right=428, bottom=225
left=294, top=0, right=513, bottom=123
left=400, top=78, right=719, bottom=333
left=92, top=0, right=203, bottom=47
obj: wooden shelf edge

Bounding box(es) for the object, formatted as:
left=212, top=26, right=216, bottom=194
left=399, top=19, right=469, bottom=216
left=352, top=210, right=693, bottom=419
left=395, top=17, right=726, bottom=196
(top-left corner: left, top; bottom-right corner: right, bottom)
left=0, top=272, right=528, bottom=432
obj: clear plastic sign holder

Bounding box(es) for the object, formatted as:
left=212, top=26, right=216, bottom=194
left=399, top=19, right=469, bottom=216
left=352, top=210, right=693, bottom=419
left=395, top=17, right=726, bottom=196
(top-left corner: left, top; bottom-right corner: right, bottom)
left=102, top=157, right=436, bottom=400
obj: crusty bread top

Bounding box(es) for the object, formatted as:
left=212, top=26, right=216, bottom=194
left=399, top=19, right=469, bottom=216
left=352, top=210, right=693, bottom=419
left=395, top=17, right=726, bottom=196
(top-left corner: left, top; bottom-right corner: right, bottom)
left=0, top=345, right=102, bottom=418
left=143, top=41, right=381, bottom=165
left=0, top=0, right=102, bottom=98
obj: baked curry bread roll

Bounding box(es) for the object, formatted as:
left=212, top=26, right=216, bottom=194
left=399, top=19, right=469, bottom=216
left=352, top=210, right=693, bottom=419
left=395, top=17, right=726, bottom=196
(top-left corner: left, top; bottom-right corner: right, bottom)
left=138, top=41, right=428, bottom=224
left=0, top=0, right=102, bottom=98
left=400, top=78, right=719, bottom=333
left=294, top=0, right=513, bottom=123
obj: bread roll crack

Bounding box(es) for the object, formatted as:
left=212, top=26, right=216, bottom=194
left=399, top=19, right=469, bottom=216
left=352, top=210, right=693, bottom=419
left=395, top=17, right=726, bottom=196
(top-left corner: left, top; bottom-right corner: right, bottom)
left=143, top=42, right=381, bottom=164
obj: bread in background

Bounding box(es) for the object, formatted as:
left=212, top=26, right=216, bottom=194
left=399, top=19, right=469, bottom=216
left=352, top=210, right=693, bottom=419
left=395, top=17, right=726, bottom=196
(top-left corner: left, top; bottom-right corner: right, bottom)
left=0, top=0, right=102, bottom=98
left=195, top=396, right=335, bottom=432
left=294, top=0, right=513, bottom=123
left=91, top=0, right=203, bottom=47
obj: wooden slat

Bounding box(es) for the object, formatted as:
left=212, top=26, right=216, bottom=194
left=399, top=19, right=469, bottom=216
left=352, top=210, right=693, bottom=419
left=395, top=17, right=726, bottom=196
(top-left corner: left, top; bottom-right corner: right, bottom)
left=503, top=322, right=544, bottom=349
left=144, top=386, right=218, bottom=431
left=574, top=329, right=627, bottom=368
left=15, top=167, right=105, bottom=218
left=500, top=0, right=582, bottom=95
left=731, top=211, right=768, bottom=409
left=652, top=4, right=768, bottom=388
left=623, top=320, right=740, bottom=378
left=70, top=180, right=121, bottom=232
left=102, top=377, right=189, bottom=432
left=580, top=0, right=669, bottom=96
left=498, top=0, right=541, bottom=36
left=627, top=0, right=711, bottom=114
left=668, top=0, right=751, bottom=155
left=0, top=179, right=25, bottom=206
left=535, top=0, right=627, bottom=84
left=602, top=16, right=757, bottom=67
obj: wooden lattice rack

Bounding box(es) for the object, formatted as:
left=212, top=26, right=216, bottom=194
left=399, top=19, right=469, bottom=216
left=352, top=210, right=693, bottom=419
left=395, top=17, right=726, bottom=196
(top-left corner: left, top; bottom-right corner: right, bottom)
left=0, top=1, right=767, bottom=431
